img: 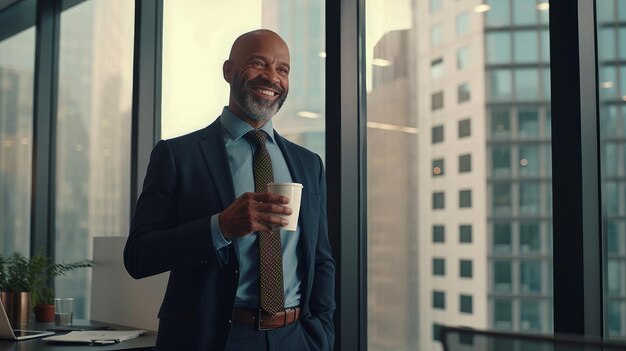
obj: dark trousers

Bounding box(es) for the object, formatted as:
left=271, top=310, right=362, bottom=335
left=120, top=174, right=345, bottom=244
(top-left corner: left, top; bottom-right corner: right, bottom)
left=225, top=320, right=309, bottom=351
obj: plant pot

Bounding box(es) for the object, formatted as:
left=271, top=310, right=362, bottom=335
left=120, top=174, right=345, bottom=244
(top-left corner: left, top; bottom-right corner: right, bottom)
left=0, top=291, right=31, bottom=325
left=34, top=304, right=55, bottom=323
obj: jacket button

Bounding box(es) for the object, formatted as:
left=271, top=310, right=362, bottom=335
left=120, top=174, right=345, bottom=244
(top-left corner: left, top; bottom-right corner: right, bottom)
left=234, top=269, right=238, bottom=275
left=228, top=319, right=232, bottom=325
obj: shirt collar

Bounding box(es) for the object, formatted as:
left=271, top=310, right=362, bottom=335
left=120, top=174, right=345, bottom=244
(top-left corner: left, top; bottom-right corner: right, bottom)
left=219, top=107, right=275, bottom=143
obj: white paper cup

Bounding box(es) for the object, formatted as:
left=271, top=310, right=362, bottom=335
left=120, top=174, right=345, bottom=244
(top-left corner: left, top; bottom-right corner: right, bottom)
left=267, top=182, right=303, bottom=231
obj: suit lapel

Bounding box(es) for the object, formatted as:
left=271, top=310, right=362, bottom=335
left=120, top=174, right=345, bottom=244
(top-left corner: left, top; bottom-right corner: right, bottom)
left=198, top=120, right=236, bottom=208
left=198, top=120, right=240, bottom=258
left=273, top=131, right=313, bottom=270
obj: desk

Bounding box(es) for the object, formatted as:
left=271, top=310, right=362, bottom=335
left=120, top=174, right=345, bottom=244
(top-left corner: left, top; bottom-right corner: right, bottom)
left=0, top=320, right=156, bottom=351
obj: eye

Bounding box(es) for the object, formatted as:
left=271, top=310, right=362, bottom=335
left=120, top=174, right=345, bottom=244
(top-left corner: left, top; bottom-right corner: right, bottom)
left=250, top=60, right=265, bottom=68
left=279, top=67, right=289, bottom=75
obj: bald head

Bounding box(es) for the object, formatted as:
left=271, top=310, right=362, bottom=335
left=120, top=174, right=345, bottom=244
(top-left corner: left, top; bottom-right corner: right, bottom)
left=223, top=29, right=290, bottom=128
left=228, top=29, right=289, bottom=61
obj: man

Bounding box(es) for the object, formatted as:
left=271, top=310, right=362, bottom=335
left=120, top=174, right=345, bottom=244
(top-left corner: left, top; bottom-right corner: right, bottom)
left=124, top=29, right=335, bottom=351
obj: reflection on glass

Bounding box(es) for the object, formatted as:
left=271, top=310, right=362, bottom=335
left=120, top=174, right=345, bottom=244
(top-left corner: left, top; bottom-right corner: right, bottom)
left=161, top=0, right=326, bottom=159
left=0, top=28, right=35, bottom=256
left=598, top=0, right=626, bottom=341
left=367, top=0, right=553, bottom=349
left=55, top=0, right=134, bottom=319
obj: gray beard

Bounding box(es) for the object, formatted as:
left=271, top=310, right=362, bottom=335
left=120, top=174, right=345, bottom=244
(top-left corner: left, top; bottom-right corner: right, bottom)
left=241, top=93, right=281, bottom=121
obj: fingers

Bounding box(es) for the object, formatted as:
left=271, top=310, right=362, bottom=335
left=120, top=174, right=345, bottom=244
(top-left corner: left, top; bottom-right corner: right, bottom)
left=255, top=192, right=290, bottom=205
left=257, top=202, right=292, bottom=216
left=258, top=211, right=289, bottom=228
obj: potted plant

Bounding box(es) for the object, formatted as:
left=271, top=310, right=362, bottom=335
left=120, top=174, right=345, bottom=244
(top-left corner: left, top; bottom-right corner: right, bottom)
left=0, top=250, right=92, bottom=323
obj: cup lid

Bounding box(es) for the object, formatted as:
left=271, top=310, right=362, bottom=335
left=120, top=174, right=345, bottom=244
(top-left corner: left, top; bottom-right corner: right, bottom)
left=267, top=182, right=303, bottom=188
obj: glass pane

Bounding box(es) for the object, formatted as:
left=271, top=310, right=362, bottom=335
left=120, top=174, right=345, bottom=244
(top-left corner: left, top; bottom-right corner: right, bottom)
left=55, top=0, right=134, bottom=318
left=367, top=1, right=553, bottom=349
left=514, top=31, right=538, bottom=63
left=162, top=0, right=326, bottom=159
left=486, top=32, right=511, bottom=64
left=485, top=0, right=510, bottom=28
left=0, top=27, right=35, bottom=256
left=598, top=0, right=626, bottom=341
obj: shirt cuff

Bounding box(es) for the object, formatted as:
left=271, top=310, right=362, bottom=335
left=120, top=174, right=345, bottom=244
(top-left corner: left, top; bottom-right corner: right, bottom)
left=211, top=213, right=232, bottom=264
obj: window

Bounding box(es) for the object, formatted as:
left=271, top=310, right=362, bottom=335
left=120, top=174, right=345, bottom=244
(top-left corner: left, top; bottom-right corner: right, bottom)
left=515, top=69, right=540, bottom=101
left=432, top=91, right=444, bottom=110
left=161, top=0, right=326, bottom=158
left=432, top=125, right=444, bottom=143
left=486, top=32, right=511, bottom=64
left=433, top=258, right=446, bottom=276
left=485, top=0, right=510, bottom=27
left=460, top=225, right=472, bottom=243
left=458, top=83, right=470, bottom=103
left=520, top=182, right=540, bottom=215
left=521, top=300, right=542, bottom=332
left=491, top=109, right=511, bottom=139
left=519, top=145, right=540, bottom=176
left=54, top=0, right=135, bottom=318
left=458, top=118, right=471, bottom=138
left=460, top=294, right=473, bottom=314
left=494, top=299, right=513, bottom=329
left=494, top=262, right=513, bottom=292
left=459, top=189, right=472, bottom=208
left=492, top=146, right=511, bottom=176
left=430, top=0, right=442, bottom=13
left=519, top=109, right=539, bottom=138
left=431, top=25, right=443, bottom=47
left=433, top=323, right=443, bottom=341
left=521, top=260, right=542, bottom=293
left=520, top=222, right=541, bottom=253
left=433, top=192, right=445, bottom=209
left=457, top=46, right=470, bottom=70
left=492, top=182, right=512, bottom=215
left=433, top=225, right=445, bottom=243
left=432, top=158, right=444, bottom=176
left=456, top=12, right=470, bottom=36
left=514, top=31, right=538, bottom=63
left=0, top=23, right=35, bottom=256
left=460, top=259, right=473, bottom=278
left=606, top=221, right=620, bottom=255
left=512, top=0, right=537, bottom=25
left=366, top=0, right=555, bottom=347
left=459, top=154, right=471, bottom=173
left=433, top=290, right=445, bottom=309
left=493, top=223, right=512, bottom=253
left=431, top=57, right=443, bottom=79
left=488, top=69, right=513, bottom=101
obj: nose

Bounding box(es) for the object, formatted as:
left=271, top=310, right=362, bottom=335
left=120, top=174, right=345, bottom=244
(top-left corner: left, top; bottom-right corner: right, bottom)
left=262, top=66, right=281, bottom=83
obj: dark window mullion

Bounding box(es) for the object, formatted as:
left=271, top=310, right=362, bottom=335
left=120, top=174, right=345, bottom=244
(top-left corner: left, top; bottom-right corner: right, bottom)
left=550, top=0, right=602, bottom=337
left=31, top=0, right=60, bottom=258
left=130, top=0, right=163, bottom=215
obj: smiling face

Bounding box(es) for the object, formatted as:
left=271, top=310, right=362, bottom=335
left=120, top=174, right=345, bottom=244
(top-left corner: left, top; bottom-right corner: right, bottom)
left=223, top=30, right=290, bottom=127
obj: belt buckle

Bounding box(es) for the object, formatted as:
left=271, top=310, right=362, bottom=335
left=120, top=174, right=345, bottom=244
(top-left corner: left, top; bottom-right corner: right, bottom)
left=256, top=310, right=274, bottom=331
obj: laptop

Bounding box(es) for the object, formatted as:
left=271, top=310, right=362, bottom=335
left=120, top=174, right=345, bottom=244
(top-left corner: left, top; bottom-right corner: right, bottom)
left=0, top=300, right=54, bottom=341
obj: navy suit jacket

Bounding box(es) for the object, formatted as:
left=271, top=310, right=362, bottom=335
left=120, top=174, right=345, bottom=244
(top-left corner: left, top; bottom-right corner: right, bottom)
left=124, top=119, right=335, bottom=350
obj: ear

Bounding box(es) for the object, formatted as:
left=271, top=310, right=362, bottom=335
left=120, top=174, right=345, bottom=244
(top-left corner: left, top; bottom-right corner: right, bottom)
left=223, top=60, right=233, bottom=83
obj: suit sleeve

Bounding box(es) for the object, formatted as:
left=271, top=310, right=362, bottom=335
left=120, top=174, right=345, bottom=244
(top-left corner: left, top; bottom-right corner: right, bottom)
left=308, top=155, right=336, bottom=349
left=124, top=140, right=220, bottom=279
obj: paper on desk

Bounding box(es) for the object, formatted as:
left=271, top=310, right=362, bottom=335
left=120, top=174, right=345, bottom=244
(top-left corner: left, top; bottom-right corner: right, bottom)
left=43, top=330, right=145, bottom=343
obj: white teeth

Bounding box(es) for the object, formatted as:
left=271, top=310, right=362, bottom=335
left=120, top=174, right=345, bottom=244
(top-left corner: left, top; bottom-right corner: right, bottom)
left=255, top=88, right=276, bottom=97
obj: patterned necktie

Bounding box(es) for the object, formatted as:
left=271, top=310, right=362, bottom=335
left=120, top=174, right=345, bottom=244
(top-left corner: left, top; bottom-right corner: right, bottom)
left=245, top=130, right=285, bottom=315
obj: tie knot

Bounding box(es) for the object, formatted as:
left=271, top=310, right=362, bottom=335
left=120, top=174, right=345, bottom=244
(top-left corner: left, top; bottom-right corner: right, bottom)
left=245, top=130, right=268, bottom=147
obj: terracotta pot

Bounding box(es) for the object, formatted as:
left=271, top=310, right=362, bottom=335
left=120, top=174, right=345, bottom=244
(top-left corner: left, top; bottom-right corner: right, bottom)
left=0, top=291, right=31, bottom=325
left=34, top=304, right=55, bottom=323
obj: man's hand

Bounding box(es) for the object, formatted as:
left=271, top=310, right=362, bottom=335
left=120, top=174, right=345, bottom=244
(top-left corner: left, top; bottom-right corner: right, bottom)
left=218, top=192, right=292, bottom=239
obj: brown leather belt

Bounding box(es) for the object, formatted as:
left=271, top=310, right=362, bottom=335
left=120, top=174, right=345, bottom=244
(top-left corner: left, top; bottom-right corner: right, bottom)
left=232, top=308, right=301, bottom=331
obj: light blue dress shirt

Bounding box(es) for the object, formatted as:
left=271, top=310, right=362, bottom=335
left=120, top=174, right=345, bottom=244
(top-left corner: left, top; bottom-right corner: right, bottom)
left=210, top=107, right=302, bottom=310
